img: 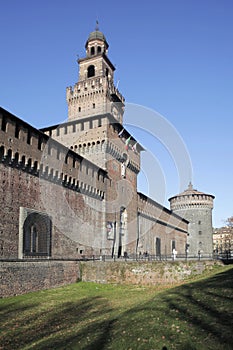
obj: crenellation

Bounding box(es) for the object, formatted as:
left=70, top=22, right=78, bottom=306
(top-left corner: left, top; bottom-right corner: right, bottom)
left=0, top=112, right=107, bottom=205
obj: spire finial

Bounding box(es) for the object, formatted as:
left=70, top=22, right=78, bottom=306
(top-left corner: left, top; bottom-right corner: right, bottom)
left=188, top=181, right=193, bottom=190
left=95, top=20, right=99, bottom=31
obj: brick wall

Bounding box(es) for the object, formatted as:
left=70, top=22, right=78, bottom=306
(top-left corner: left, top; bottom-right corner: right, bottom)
left=0, top=161, right=105, bottom=259
left=137, top=193, right=188, bottom=256
left=0, top=260, right=80, bottom=297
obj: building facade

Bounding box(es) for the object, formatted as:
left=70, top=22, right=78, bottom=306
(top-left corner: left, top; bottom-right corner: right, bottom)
left=213, top=227, right=233, bottom=255
left=0, top=28, right=190, bottom=260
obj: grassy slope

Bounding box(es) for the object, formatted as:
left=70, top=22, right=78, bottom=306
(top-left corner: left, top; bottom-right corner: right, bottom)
left=0, top=265, right=232, bottom=350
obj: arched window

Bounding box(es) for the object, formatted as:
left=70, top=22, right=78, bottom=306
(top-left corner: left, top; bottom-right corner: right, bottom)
left=90, top=47, right=95, bottom=55
left=97, top=46, right=101, bottom=54
left=87, top=65, right=95, bottom=78
left=23, top=211, right=52, bottom=257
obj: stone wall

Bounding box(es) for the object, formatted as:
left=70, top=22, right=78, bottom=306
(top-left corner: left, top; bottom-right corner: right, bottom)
left=80, top=260, right=223, bottom=286
left=0, top=260, right=81, bottom=297
left=179, top=208, right=214, bottom=256
left=169, top=185, right=214, bottom=256
left=0, top=259, right=223, bottom=297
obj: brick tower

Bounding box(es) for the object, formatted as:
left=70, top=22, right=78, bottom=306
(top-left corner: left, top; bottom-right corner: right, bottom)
left=42, top=25, right=142, bottom=256
left=169, top=183, right=215, bottom=256
left=66, top=23, right=124, bottom=123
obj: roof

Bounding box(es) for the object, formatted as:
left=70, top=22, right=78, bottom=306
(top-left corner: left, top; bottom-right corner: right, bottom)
left=85, top=30, right=109, bottom=49
left=169, top=182, right=215, bottom=201
left=88, top=30, right=107, bottom=42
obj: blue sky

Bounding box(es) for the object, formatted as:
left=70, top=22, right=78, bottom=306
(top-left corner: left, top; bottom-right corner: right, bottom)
left=1, top=0, right=233, bottom=227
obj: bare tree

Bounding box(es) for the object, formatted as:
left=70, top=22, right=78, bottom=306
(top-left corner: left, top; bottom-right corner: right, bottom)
left=226, top=216, right=233, bottom=228
left=224, top=217, right=233, bottom=256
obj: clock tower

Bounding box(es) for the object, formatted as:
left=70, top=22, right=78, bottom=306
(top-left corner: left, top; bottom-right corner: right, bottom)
left=66, top=24, right=125, bottom=123
left=39, top=26, right=143, bottom=257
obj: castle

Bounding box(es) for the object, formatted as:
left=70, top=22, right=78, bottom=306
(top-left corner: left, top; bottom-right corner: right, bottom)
left=0, top=27, right=214, bottom=261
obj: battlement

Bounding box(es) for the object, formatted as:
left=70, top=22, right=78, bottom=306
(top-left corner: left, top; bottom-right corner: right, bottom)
left=0, top=107, right=106, bottom=199
left=66, top=77, right=125, bottom=103
left=138, top=192, right=188, bottom=231
left=66, top=77, right=107, bottom=100
left=169, top=193, right=214, bottom=210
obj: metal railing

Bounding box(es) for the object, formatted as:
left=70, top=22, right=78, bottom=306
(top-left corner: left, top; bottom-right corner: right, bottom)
left=2, top=253, right=231, bottom=263
left=79, top=253, right=214, bottom=262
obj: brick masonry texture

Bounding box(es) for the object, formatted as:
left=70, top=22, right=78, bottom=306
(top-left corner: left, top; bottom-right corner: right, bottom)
left=0, top=260, right=80, bottom=297
left=0, top=161, right=104, bottom=259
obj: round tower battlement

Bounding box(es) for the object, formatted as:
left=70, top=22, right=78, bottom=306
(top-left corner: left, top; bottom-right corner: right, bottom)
left=169, top=182, right=214, bottom=211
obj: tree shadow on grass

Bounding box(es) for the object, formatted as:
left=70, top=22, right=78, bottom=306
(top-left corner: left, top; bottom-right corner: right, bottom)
left=37, top=298, right=117, bottom=350
left=1, top=267, right=233, bottom=350
left=0, top=296, right=116, bottom=350
left=106, top=267, right=233, bottom=350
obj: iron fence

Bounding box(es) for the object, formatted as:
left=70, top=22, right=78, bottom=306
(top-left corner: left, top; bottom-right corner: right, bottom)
left=1, top=253, right=232, bottom=263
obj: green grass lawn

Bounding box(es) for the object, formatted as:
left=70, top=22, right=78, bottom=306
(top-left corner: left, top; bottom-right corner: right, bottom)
left=0, top=265, right=233, bottom=350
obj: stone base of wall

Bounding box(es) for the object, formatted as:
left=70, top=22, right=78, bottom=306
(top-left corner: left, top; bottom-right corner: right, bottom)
left=0, top=260, right=80, bottom=297
left=0, top=259, right=224, bottom=298
left=81, top=260, right=224, bottom=286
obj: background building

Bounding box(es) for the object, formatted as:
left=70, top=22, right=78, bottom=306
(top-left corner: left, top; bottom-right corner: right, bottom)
left=213, top=227, right=233, bottom=256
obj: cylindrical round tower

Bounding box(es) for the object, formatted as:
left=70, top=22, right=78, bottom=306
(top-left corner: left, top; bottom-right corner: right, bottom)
left=169, top=183, right=215, bottom=257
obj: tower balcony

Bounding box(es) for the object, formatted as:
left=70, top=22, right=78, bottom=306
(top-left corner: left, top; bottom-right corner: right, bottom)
left=109, top=85, right=125, bottom=105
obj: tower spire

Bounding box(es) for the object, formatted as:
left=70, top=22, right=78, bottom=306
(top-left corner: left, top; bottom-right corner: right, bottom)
left=188, top=181, right=193, bottom=190
left=95, top=20, right=99, bottom=31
